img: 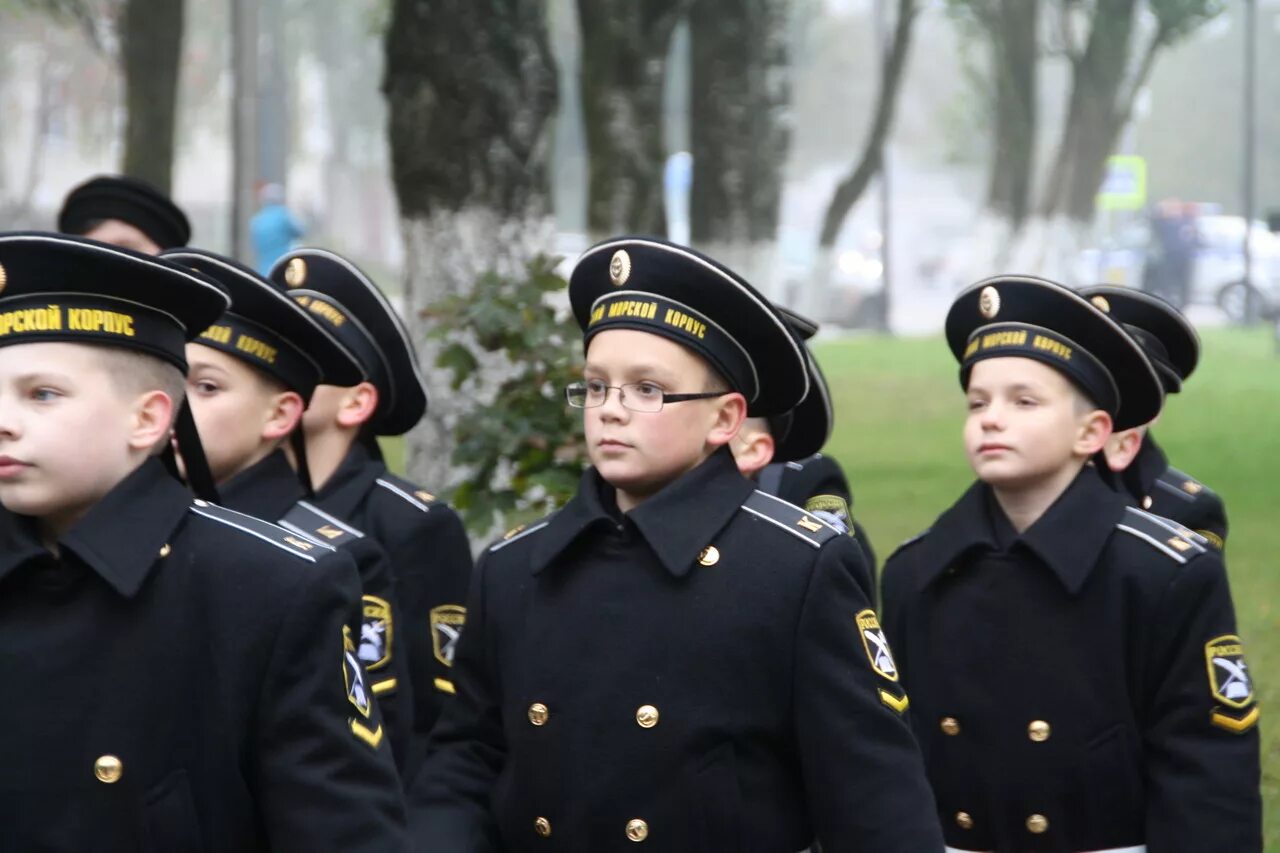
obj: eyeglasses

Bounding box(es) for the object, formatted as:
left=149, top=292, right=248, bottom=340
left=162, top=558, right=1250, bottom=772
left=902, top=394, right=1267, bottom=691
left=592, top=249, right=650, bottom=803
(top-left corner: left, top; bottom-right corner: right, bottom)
left=565, top=379, right=730, bottom=413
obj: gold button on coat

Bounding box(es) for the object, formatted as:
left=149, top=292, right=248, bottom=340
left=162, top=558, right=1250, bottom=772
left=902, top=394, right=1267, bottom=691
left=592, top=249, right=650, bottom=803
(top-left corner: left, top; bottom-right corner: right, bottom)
left=1028, top=720, right=1051, bottom=742
left=534, top=817, right=551, bottom=837
left=636, top=705, right=660, bottom=728
left=1142, top=495, right=1153, bottom=509
left=528, top=703, right=549, bottom=726
left=697, top=546, right=719, bottom=566
left=94, top=755, right=123, bottom=784
left=1026, top=814, right=1049, bottom=834
left=626, top=819, right=649, bottom=842
left=940, top=716, right=961, bottom=736
left=955, top=811, right=974, bottom=830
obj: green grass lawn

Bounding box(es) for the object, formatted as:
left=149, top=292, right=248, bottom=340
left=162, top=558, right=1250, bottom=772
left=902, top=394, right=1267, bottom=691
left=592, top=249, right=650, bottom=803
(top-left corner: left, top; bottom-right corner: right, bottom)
left=815, top=326, right=1280, bottom=847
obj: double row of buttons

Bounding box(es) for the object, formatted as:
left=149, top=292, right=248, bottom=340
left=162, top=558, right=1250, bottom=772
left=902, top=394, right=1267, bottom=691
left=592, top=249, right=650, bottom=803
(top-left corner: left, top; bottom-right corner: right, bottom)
left=942, top=716, right=1052, bottom=836
left=528, top=701, right=660, bottom=841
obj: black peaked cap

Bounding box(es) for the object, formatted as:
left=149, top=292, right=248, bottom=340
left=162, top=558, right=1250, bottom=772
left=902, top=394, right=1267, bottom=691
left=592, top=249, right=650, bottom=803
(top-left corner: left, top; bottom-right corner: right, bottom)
left=946, top=274, right=1163, bottom=431
left=1078, top=284, right=1199, bottom=395
left=160, top=248, right=362, bottom=403
left=58, top=174, right=191, bottom=249
left=0, top=232, right=227, bottom=371
left=268, top=249, right=428, bottom=436
left=569, top=236, right=808, bottom=417
left=771, top=306, right=832, bottom=462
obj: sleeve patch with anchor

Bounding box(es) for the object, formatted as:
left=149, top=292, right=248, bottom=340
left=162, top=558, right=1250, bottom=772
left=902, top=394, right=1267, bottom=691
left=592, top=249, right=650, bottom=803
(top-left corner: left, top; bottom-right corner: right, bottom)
left=804, top=494, right=853, bottom=536
left=342, top=625, right=385, bottom=748
left=358, top=595, right=393, bottom=672
left=430, top=604, right=467, bottom=667
left=856, top=609, right=899, bottom=682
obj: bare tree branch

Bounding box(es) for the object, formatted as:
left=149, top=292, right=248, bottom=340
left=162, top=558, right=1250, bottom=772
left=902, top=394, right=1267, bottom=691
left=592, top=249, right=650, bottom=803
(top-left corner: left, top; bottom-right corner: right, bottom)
left=817, top=0, right=919, bottom=248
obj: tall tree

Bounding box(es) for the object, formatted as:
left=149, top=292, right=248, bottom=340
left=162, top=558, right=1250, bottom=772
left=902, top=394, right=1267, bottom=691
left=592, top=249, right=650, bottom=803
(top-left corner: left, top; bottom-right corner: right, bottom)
left=119, top=0, right=184, bottom=191
left=577, top=0, right=686, bottom=236
left=688, top=0, right=790, bottom=252
left=1038, top=0, right=1224, bottom=224
left=949, top=0, right=1040, bottom=228
left=383, top=0, right=558, bottom=490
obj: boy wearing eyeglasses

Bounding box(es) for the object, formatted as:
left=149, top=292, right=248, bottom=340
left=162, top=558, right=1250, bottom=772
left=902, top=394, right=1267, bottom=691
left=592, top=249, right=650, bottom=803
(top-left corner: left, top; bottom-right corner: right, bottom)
left=408, top=237, right=941, bottom=852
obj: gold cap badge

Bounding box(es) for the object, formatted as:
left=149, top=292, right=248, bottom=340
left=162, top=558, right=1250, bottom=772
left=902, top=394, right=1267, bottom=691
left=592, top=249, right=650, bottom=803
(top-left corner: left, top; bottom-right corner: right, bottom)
left=978, top=285, right=1000, bottom=319
left=284, top=257, right=308, bottom=288
left=609, top=249, right=631, bottom=287
left=1091, top=295, right=1111, bottom=313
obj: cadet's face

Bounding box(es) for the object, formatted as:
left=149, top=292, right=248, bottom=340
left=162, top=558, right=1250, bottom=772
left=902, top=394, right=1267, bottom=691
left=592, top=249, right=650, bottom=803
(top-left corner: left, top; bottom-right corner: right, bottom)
left=964, top=358, right=1099, bottom=489
left=583, top=329, right=733, bottom=509
left=0, top=343, right=139, bottom=530
left=185, top=343, right=286, bottom=483
left=81, top=219, right=162, bottom=256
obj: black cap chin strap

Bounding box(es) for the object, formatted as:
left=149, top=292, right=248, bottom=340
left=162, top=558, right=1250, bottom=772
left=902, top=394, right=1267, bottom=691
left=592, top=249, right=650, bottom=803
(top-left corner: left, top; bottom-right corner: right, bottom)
left=171, top=400, right=220, bottom=503
left=1092, top=449, right=1118, bottom=490
left=290, top=428, right=314, bottom=498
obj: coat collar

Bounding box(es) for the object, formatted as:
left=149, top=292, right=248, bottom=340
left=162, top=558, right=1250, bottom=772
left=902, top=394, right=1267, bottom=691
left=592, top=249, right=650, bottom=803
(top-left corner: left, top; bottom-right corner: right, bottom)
left=0, top=457, right=193, bottom=598
left=915, top=465, right=1127, bottom=595
left=218, top=449, right=305, bottom=522
left=314, top=441, right=384, bottom=518
left=529, top=446, right=755, bottom=578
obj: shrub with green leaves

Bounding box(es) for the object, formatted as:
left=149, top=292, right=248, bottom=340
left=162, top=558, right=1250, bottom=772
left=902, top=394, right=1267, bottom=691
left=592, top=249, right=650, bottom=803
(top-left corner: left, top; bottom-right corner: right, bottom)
left=425, top=255, right=587, bottom=534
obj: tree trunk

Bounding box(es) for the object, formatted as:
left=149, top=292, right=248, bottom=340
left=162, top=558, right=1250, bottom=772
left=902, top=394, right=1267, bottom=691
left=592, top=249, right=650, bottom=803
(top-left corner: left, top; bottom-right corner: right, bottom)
left=817, top=0, right=918, bottom=248
left=687, top=0, right=789, bottom=291
left=1037, top=0, right=1137, bottom=223
left=383, top=0, right=558, bottom=491
left=984, top=0, right=1038, bottom=229
left=688, top=0, right=789, bottom=246
left=577, top=0, right=686, bottom=236
left=119, top=0, right=185, bottom=192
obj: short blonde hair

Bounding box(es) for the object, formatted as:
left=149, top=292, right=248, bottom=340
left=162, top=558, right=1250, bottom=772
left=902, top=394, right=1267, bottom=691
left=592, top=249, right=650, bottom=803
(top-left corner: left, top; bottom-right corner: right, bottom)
left=94, top=346, right=186, bottom=415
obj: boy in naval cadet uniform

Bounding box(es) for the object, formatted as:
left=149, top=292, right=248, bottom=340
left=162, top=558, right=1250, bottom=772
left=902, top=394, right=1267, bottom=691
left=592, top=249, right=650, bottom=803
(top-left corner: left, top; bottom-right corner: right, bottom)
left=1078, top=285, right=1229, bottom=550
left=267, top=247, right=474, bottom=780
left=161, top=247, right=416, bottom=772
left=409, top=237, right=942, bottom=852
left=58, top=174, right=191, bottom=255
left=0, top=233, right=405, bottom=850
left=732, top=306, right=877, bottom=574
left=881, top=275, right=1261, bottom=853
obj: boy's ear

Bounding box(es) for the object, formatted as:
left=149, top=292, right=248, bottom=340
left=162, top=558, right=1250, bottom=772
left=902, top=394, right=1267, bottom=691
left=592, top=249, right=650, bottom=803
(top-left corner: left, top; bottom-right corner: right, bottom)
left=706, top=392, right=748, bottom=449
left=336, top=382, right=379, bottom=429
left=1103, top=426, right=1146, bottom=472
left=1074, top=408, right=1114, bottom=457
left=128, top=390, right=176, bottom=453
left=262, top=391, right=306, bottom=442
left=731, top=424, right=776, bottom=477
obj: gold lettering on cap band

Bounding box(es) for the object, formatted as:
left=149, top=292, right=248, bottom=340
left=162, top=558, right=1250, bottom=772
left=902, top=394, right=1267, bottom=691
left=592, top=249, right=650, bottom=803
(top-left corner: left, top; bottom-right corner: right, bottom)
left=968, top=329, right=1073, bottom=364
left=67, top=308, right=135, bottom=337
left=235, top=334, right=279, bottom=364
left=662, top=307, right=707, bottom=340
left=0, top=305, right=63, bottom=336
left=979, top=329, right=1027, bottom=350
left=302, top=298, right=346, bottom=327
left=1031, top=334, right=1072, bottom=361
left=201, top=325, right=233, bottom=345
